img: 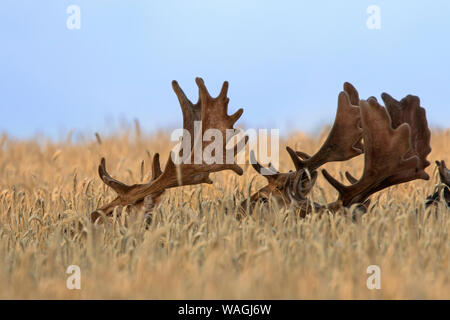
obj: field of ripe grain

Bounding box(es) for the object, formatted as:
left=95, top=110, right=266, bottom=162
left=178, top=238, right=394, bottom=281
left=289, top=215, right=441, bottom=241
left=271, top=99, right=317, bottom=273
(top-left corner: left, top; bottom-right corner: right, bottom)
left=0, top=128, right=448, bottom=299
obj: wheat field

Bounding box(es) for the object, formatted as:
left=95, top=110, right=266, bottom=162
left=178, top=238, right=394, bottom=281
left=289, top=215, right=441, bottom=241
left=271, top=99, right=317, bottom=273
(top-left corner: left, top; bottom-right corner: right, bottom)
left=0, top=127, right=448, bottom=299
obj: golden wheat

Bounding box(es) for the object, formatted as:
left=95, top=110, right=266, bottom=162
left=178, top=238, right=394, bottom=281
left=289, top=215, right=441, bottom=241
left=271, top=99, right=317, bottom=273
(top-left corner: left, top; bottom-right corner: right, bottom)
left=0, top=128, right=448, bottom=299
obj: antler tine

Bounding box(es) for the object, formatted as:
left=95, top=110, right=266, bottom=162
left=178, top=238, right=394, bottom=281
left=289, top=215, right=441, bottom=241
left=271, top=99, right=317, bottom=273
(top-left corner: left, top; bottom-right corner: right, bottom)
left=286, top=146, right=315, bottom=171
left=345, top=171, right=358, bottom=184
left=195, top=77, right=213, bottom=101
left=98, top=157, right=132, bottom=195
left=322, top=98, right=420, bottom=206
left=289, top=90, right=363, bottom=172
left=343, top=82, right=360, bottom=106
left=172, top=80, right=201, bottom=144
left=229, top=108, right=244, bottom=126
left=250, top=150, right=279, bottom=176
left=218, top=80, right=229, bottom=100
left=286, top=146, right=303, bottom=170
left=172, top=80, right=193, bottom=109
left=151, top=153, right=162, bottom=181
left=295, top=151, right=311, bottom=160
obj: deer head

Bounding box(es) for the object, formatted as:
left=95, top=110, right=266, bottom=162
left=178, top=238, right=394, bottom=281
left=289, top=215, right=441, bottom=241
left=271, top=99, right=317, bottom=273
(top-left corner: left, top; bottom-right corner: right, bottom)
left=239, top=150, right=320, bottom=217
left=91, top=77, right=248, bottom=222
left=243, top=82, right=363, bottom=215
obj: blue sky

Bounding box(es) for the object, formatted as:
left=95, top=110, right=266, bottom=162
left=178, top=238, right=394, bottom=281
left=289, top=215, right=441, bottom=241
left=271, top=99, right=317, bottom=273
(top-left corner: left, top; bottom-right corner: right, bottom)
left=0, top=0, right=449, bottom=139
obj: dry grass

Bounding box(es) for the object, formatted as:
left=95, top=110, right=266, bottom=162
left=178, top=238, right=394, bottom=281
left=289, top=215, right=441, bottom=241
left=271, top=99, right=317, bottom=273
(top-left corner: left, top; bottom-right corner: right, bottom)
left=0, top=128, right=448, bottom=299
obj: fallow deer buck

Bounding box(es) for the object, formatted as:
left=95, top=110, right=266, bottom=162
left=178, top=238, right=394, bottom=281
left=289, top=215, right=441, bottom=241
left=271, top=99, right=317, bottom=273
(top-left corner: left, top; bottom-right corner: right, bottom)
left=91, top=77, right=248, bottom=222
left=425, top=160, right=450, bottom=207
left=245, top=83, right=432, bottom=217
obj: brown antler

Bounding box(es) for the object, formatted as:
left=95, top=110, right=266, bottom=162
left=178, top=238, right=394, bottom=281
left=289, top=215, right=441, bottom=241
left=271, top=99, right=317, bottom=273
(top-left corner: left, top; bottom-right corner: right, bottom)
left=379, top=93, right=431, bottom=180
left=92, top=78, right=247, bottom=220
left=286, top=83, right=363, bottom=172
left=323, top=95, right=431, bottom=207
left=91, top=153, right=164, bottom=222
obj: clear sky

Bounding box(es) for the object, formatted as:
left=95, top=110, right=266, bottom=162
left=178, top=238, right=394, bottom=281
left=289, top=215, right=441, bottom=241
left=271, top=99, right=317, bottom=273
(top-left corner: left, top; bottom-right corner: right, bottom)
left=1, top=0, right=449, bottom=139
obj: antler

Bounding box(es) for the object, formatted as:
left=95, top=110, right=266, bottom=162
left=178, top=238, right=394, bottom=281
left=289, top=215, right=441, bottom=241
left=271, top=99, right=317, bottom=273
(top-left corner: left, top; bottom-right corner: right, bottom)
left=322, top=95, right=431, bottom=207
left=92, top=78, right=247, bottom=220
left=286, top=82, right=363, bottom=172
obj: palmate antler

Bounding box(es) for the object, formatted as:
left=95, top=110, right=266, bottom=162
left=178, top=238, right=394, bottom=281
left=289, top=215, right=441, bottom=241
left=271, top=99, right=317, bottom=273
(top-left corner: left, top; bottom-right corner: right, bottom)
left=91, top=78, right=247, bottom=222
left=286, top=82, right=364, bottom=173
left=323, top=95, right=431, bottom=207
left=247, top=83, right=432, bottom=215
